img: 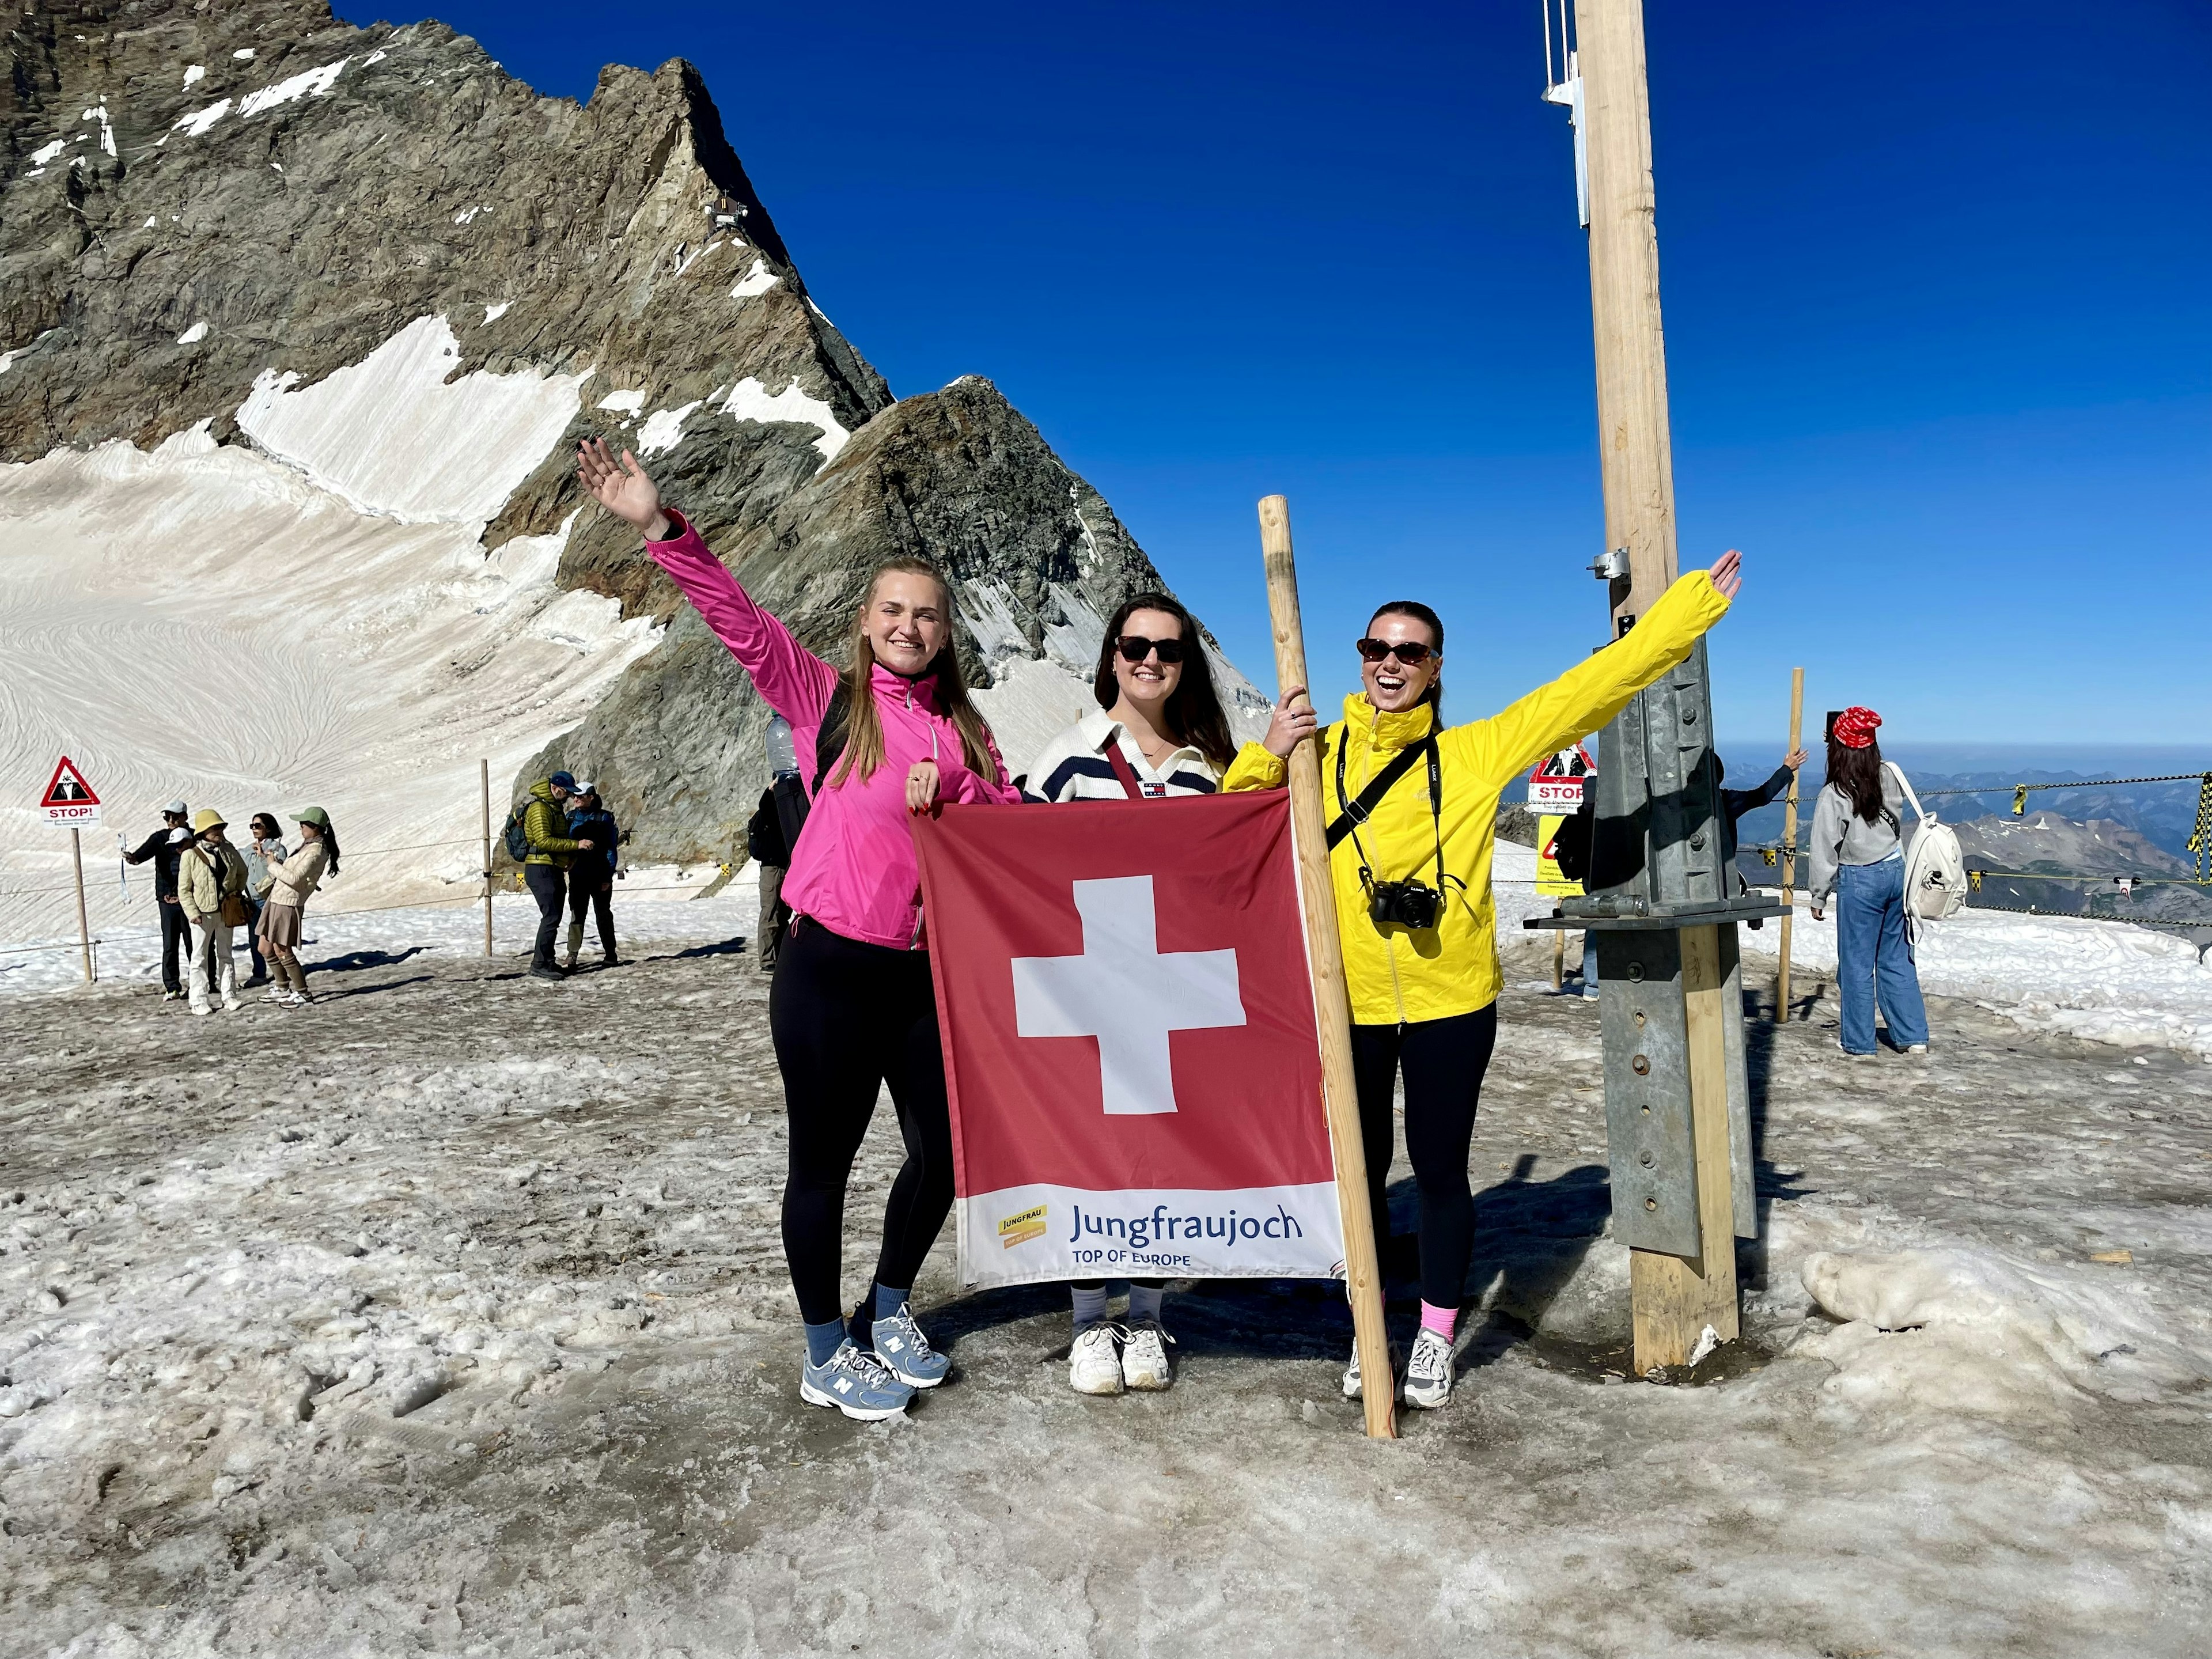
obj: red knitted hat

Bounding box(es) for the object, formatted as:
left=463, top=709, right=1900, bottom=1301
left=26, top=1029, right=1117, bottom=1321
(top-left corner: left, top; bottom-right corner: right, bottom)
left=1832, top=706, right=1882, bottom=749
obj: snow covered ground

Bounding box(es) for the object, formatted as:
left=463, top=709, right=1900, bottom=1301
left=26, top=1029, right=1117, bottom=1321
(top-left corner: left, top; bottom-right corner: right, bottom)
left=3, top=895, right=2209, bottom=1656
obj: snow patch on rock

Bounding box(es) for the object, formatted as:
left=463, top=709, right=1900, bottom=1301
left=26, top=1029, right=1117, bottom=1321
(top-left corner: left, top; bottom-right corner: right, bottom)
left=183, top=63, right=206, bottom=87
left=634, top=400, right=703, bottom=457
left=729, top=257, right=778, bottom=301
left=720, top=377, right=848, bottom=463
left=176, top=321, right=210, bottom=345
left=594, top=389, right=645, bottom=415
left=235, top=315, right=591, bottom=525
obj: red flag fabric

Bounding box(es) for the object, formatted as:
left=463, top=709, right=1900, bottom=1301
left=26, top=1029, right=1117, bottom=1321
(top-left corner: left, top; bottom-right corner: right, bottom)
left=911, top=790, right=1344, bottom=1289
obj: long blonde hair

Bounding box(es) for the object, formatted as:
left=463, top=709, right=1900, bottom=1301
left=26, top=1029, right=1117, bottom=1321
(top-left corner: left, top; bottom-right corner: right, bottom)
left=828, top=559, right=1001, bottom=787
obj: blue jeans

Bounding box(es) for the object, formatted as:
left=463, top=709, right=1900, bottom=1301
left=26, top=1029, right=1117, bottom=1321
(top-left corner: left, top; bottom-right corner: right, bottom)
left=1835, top=858, right=1929, bottom=1053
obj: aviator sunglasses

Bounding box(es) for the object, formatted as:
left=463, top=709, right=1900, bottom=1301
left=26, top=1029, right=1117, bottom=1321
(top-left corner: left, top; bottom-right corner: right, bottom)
left=1115, top=634, right=1188, bottom=665
left=1354, top=637, right=1438, bottom=666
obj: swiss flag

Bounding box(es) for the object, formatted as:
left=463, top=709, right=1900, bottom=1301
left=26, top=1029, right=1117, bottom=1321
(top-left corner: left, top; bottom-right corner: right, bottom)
left=911, top=791, right=1344, bottom=1288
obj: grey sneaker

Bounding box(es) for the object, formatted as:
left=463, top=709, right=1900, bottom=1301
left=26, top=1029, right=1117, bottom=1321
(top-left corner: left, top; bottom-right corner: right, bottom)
left=800, top=1340, right=914, bottom=1421
left=1402, top=1327, right=1456, bottom=1409
left=1120, top=1318, right=1176, bottom=1391
left=870, top=1303, right=950, bottom=1389
left=1342, top=1337, right=1401, bottom=1401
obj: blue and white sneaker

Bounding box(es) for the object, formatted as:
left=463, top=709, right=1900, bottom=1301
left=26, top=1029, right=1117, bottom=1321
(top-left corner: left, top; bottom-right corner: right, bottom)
left=871, top=1302, right=952, bottom=1389
left=800, top=1340, right=914, bottom=1421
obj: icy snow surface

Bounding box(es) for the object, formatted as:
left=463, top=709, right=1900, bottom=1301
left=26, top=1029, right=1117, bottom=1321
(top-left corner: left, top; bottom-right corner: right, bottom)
left=0, top=431, right=660, bottom=952
left=236, top=314, right=592, bottom=524
left=719, top=376, right=849, bottom=463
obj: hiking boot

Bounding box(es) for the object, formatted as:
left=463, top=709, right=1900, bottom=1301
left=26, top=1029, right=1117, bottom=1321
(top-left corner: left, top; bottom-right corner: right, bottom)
left=1402, top=1328, right=1456, bottom=1409
left=1069, top=1322, right=1125, bottom=1396
left=799, top=1340, right=913, bottom=1421
left=1342, top=1337, right=1401, bottom=1402
left=1120, top=1318, right=1176, bottom=1392
left=529, top=964, right=566, bottom=983
left=871, top=1303, right=951, bottom=1389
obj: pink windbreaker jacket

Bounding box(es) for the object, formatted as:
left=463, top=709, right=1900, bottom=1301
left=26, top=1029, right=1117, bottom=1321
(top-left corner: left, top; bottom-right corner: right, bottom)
left=646, top=511, right=1020, bottom=949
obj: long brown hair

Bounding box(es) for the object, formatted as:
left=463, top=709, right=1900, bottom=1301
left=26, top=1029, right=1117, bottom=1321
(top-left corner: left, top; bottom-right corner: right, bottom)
left=828, top=559, right=1001, bottom=787
left=1825, top=732, right=1889, bottom=825
left=1092, top=593, right=1237, bottom=768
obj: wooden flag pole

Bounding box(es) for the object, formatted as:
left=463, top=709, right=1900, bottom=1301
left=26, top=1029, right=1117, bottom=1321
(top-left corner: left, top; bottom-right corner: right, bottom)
left=70, top=827, right=92, bottom=983
left=480, top=759, right=494, bottom=959
left=1776, top=667, right=1805, bottom=1018
left=1258, top=494, right=1395, bottom=1440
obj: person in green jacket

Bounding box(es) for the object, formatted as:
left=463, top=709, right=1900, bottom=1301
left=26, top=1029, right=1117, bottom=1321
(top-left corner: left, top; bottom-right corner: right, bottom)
left=522, top=772, right=596, bottom=982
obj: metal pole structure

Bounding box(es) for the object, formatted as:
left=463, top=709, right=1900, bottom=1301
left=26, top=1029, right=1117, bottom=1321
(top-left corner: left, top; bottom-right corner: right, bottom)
left=1259, top=494, right=1396, bottom=1440
left=481, top=759, right=494, bottom=959
left=1575, top=0, right=1740, bottom=1370
left=1777, top=667, right=1806, bottom=1017
left=70, top=827, right=92, bottom=983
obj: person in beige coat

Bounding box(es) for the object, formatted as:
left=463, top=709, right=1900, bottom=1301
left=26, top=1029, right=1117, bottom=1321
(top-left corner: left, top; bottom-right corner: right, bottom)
left=179, top=810, right=251, bottom=1016
left=256, top=808, right=339, bottom=1007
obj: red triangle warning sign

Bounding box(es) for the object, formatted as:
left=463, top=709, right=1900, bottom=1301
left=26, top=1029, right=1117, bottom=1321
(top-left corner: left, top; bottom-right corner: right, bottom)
left=40, top=755, right=100, bottom=809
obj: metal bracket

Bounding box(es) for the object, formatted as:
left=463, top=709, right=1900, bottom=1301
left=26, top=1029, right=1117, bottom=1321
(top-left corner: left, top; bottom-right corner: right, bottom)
left=1588, top=546, right=1629, bottom=582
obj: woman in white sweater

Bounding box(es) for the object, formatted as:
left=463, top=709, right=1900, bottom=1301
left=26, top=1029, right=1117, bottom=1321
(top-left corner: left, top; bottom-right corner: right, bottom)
left=1806, top=707, right=1929, bottom=1057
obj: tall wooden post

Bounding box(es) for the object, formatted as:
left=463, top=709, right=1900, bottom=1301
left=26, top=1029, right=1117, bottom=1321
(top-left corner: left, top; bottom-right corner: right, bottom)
left=1574, top=0, right=1737, bottom=1370
left=1259, top=494, right=1395, bottom=1440
left=70, top=828, right=92, bottom=983
left=1777, top=667, right=1805, bottom=1017
left=481, top=759, right=494, bottom=959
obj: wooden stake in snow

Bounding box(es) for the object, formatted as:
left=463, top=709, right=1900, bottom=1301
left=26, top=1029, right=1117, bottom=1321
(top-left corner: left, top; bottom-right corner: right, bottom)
left=1258, top=494, right=1395, bottom=1440
left=481, top=759, right=494, bottom=959
left=1777, top=666, right=1806, bottom=1017
left=70, top=828, right=92, bottom=984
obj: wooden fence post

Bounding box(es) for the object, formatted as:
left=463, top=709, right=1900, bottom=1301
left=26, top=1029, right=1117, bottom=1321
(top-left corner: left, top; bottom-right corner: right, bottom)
left=481, top=759, right=494, bottom=959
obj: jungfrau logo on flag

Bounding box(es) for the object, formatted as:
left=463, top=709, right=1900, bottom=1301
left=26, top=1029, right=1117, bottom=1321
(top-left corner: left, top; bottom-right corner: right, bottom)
left=912, top=791, right=1344, bottom=1289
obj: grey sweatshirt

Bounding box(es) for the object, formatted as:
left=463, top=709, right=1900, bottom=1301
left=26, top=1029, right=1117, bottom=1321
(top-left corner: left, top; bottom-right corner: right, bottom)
left=1807, top=767, right=1911, bottom=903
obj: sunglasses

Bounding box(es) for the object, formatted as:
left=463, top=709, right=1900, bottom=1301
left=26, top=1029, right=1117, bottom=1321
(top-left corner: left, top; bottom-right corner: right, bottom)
left=1116, top=634, right=1188, bottom=665
left=1355, top=637, right=1437, bottom=666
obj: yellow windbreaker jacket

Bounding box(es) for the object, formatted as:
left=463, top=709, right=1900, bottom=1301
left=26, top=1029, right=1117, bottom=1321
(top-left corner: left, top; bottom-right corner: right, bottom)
left=1222, top=570, right=1730, bottom=1025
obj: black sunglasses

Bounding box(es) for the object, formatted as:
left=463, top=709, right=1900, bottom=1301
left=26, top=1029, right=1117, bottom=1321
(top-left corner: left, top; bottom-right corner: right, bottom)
left=1116, top=634, right=1188, bottom=665
left=1355, top=637, right=1437, bottom=666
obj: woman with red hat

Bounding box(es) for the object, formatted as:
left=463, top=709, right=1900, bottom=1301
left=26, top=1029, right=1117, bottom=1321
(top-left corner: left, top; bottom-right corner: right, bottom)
left=1807, top=707, right=1929, bottom=1056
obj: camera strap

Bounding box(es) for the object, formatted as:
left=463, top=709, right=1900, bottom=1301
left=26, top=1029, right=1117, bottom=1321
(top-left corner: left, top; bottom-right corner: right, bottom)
left=1334, top=735, right=1446, bottom=893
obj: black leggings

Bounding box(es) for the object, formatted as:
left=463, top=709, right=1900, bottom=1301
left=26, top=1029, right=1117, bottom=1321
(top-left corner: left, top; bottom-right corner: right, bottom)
left=768, top=917, right=955, bottom=1325
left=1349, top=1004, right=1499, bottom=1310
left=567, top=875, right=616, bottom=958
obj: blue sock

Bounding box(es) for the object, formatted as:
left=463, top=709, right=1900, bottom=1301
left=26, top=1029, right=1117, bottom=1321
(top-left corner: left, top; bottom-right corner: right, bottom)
left=1071, top=1286, right=1110, bottom=1329
left=804, top=1317, right=847, bottom=1367
left=1127, top=1285, right=1165, bottom=1324
left=873, top=1282, right=910, bottom=1323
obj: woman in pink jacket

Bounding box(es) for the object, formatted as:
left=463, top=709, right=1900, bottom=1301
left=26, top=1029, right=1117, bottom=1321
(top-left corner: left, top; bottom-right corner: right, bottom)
left=578, top=439, right=1020, bottom=1422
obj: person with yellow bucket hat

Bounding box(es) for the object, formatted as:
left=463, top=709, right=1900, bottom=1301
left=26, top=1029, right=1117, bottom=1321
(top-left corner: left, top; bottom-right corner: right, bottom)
left=177, top=810, right=251, bottom=1016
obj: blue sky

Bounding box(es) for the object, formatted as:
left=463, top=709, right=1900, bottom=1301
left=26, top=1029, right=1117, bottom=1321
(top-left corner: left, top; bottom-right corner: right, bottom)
left=352, top=1, right=2211, bottom=745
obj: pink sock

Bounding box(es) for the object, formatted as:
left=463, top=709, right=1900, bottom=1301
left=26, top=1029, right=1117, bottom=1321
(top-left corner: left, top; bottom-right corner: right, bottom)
left=1419, top=1301, right=1457, bottom=1340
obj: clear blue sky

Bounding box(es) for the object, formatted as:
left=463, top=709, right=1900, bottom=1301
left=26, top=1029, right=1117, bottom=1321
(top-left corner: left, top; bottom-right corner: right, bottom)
left=349, top=1, right=2211, bottom=745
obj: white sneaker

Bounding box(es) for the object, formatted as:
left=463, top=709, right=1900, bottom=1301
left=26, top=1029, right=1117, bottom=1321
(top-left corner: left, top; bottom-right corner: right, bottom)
left=281, top=991, right=309, bottom=1008
left=1120, top=1318, right=1176, bottom=1392
left=189, top=1002, right=213, bottom=1018
left=264, top=984, right=287, bottom=1002
left=1906, top=1043, right=1929, bottom=1055
left=1342, top=1337, right=1401, bottom=1401
left=1069, top=1322, right=1125, bottom=1396
left=1402, top=1327, right=1456, bottom=1409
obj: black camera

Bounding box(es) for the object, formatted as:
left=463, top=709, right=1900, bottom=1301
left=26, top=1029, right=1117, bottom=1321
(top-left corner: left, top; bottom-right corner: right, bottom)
left=1368, top=878, right=1442, bottom=931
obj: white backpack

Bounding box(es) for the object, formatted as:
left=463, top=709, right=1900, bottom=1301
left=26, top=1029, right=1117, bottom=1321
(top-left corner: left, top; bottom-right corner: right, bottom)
left=1887, top=763, right=1967, bottom=933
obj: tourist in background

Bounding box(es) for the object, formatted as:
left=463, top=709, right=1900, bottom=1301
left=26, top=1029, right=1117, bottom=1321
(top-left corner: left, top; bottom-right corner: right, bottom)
left=124, top=800, right=198, bottom=1000
left=1021, top=591, right=1244, bottom=1397
left=563, top=781, right=622, bottom=970
left=177, top=810, right=249, bottom=1017
left=1808, top=707, right=1929, bottom=1058
left=257, top=808, right=340, bottom=1008
left=520, top=772, right=593, bottom=982
left=747, top=784, right=791, bottom=972
left=240, top=813, right=286, bottom=988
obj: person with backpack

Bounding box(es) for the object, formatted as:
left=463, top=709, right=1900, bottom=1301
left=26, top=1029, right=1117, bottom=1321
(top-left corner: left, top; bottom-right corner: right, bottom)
left=513, top=772, right=596, bottom=982
left=563, top=780, right=621, bottom=971
left=177, top=810, right=250, bottom=1017
left=1020, top=592, right=1250, bottom=1397
left=1228, top=551, right=1747, bottom=1410
left=124, top=800, right=200, bottom=1000
left=1807, top=706, right=1931, bottom=1058
left=747, top=785, right=792, bottom=972
left=257, top=809, right=339, bottom=1007
left=577, top=437, right=1022, bottom=1423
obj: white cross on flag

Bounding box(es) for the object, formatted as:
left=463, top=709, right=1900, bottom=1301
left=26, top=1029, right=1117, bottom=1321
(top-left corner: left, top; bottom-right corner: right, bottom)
left=912, top=791, right=1344, bottom=1289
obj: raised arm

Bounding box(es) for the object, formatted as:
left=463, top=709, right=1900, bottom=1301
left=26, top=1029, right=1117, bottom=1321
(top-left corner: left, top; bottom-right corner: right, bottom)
left=1459, top=558, right=1738, bottom=786
left=577, top=438, right=838, bottom=726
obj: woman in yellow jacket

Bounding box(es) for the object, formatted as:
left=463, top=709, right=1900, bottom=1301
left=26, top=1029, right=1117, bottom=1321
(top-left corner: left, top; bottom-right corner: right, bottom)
left=1225, top=552, right=1744, bottom=1408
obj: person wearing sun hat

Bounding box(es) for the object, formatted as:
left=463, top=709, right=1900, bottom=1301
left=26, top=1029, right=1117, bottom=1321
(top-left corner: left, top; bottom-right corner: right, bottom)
left=124, top=799, right=199, bottom=999
left=177, top=809, right=251, bottom=1016
left=257, top=808, right=342, bottom=1007
left=1808, top=706, right=1930, bottom=1058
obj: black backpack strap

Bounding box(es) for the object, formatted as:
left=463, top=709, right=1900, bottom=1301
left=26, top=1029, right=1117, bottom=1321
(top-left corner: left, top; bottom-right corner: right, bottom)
left=1325, top=736, right=1435, bottom=850
left=811, top=681, right=854, bottom=793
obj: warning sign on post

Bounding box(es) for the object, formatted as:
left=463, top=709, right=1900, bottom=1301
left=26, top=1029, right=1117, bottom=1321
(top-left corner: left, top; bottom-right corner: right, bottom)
left=1537, top=815, right=1581, bottom=897
left=40, top=756, right=101, bottom=827
left=1527, top=745, right=1594, bottom=810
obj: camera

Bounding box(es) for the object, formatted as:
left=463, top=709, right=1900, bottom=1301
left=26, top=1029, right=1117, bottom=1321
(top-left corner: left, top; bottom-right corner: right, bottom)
left=1368, top=878, right=1442, bottom=931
